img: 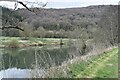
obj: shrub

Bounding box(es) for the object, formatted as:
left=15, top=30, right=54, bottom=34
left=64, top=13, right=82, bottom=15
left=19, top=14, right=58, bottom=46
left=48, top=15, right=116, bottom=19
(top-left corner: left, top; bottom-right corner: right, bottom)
left=8, top=38, right=19, bottom=48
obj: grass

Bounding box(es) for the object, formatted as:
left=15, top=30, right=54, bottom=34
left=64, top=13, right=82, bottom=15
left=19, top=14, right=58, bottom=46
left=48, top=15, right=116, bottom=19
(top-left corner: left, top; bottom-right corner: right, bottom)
left=0, top=36, right=69, bottom=48
left=95, top=52, right=118, bottom=78
left=0, top=36, right=118, bottom=78
left=7, top=38, right=19, bottom=48
left=69, top=48, right=118, bottom=78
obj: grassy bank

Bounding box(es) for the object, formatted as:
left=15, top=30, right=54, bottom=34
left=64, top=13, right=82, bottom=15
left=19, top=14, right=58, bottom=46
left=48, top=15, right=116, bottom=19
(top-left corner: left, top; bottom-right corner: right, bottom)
left=69, top=48, right=118, bottom=78
left=0, top=37, right=69, bottom=48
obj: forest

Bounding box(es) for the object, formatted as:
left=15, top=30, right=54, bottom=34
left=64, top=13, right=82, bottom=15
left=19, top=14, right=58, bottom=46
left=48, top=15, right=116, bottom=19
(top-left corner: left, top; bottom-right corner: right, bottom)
left=1, top=5, right=118, bottom=40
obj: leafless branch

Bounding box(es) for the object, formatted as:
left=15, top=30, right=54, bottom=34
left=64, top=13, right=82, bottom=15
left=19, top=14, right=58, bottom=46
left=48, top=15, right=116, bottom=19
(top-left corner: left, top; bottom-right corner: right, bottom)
left=42, top=2, right=48, bottom=7
left=0, top=25, right=24, bottom=31
left=17, top=1, right=32, bottom=12
left=1, top=0, right=48, bottom=11
left=0, top=0, right=48, bottom=31
left=13, top=2, right=18, bottom=10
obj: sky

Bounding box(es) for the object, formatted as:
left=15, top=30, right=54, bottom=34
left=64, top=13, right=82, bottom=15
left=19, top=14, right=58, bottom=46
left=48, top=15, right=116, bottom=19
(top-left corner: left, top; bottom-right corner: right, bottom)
left=0, top=0, right=120, bottom=9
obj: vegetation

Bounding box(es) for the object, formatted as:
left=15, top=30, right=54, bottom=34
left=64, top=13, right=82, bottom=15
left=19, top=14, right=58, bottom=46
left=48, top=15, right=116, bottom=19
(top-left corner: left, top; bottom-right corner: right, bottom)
left=0, top=4, right=118, bottom=79
left=1, top=5, right=118, bottom=41
left=0, top=36, right=68, bottom=48
left=30, top=47, right=118, bottom=78
left=7, top=38, right=19, bottom=48
left=68, top=48, right=118, bottom=78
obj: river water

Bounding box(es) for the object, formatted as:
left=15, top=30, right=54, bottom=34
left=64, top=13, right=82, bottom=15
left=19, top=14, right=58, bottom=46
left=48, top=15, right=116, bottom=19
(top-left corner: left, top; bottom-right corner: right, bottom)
left=0, top=45, right=72, bottom=79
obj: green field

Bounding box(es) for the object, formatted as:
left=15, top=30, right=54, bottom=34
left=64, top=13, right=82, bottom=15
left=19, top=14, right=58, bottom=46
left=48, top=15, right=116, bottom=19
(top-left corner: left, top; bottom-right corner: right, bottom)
left=69, top=48, right=118, bottom=78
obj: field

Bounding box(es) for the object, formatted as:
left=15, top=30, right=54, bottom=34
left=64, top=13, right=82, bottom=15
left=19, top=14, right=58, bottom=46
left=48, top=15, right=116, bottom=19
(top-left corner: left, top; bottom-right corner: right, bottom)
left=69, top=48, right=118, bottom=78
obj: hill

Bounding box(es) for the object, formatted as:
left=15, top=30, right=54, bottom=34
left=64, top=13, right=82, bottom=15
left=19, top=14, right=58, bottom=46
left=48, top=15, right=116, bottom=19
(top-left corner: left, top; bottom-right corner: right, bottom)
left=1, top=5, right=118, bottom=44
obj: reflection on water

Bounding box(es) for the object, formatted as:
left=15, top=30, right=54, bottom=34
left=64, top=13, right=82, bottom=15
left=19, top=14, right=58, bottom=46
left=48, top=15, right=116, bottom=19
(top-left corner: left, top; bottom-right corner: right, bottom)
left=0, top=68, right=31, bottom=79
left=0, top=45, right=70, bottom=71
left=0, top=45, right=71, bottom=79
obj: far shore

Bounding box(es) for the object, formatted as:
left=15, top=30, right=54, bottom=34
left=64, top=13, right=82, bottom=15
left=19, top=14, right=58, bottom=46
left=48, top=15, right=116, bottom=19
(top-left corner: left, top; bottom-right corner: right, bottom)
left=0, top=37, right=67, bottom=48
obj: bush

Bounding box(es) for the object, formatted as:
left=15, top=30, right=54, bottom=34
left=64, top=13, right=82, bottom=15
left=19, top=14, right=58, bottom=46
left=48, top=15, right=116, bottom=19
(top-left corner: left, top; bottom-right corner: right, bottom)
left=8, top=38, right=19, bottom=48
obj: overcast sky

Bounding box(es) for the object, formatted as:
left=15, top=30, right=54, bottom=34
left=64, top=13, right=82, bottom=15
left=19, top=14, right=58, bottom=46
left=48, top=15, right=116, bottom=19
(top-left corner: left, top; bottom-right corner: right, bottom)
left=0, top=0, right=120, bottom=9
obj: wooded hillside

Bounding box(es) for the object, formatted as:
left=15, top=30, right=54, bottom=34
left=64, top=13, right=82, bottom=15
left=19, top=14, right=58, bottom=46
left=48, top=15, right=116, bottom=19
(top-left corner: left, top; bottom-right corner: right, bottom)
left=1, top=5, right=118, bottom=44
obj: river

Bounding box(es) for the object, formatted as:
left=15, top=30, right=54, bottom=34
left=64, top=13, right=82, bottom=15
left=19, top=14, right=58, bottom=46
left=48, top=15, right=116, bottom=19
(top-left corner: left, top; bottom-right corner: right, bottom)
left=0, top=45, right=72, bottom=79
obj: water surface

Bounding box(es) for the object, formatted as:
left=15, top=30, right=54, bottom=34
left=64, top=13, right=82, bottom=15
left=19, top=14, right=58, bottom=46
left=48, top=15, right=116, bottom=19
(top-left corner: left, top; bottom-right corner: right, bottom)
left=0, top=45, right=71, bottom=78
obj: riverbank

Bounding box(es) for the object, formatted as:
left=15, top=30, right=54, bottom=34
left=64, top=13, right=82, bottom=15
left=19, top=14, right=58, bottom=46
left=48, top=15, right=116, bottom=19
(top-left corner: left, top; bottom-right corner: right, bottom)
left=0, top=37, right=68, bottom=48
left=41, top=47, right=118, bottom=78
left=67, top=47, right=118, bottom=78
left=0, top=46, right=118, bottom=78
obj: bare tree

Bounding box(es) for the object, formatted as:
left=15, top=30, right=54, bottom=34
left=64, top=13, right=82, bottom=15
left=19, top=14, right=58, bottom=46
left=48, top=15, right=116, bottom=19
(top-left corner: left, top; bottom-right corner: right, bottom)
left=1, top=0, right=48, bottom=11
left=0, top=0, right=48, bottom=31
